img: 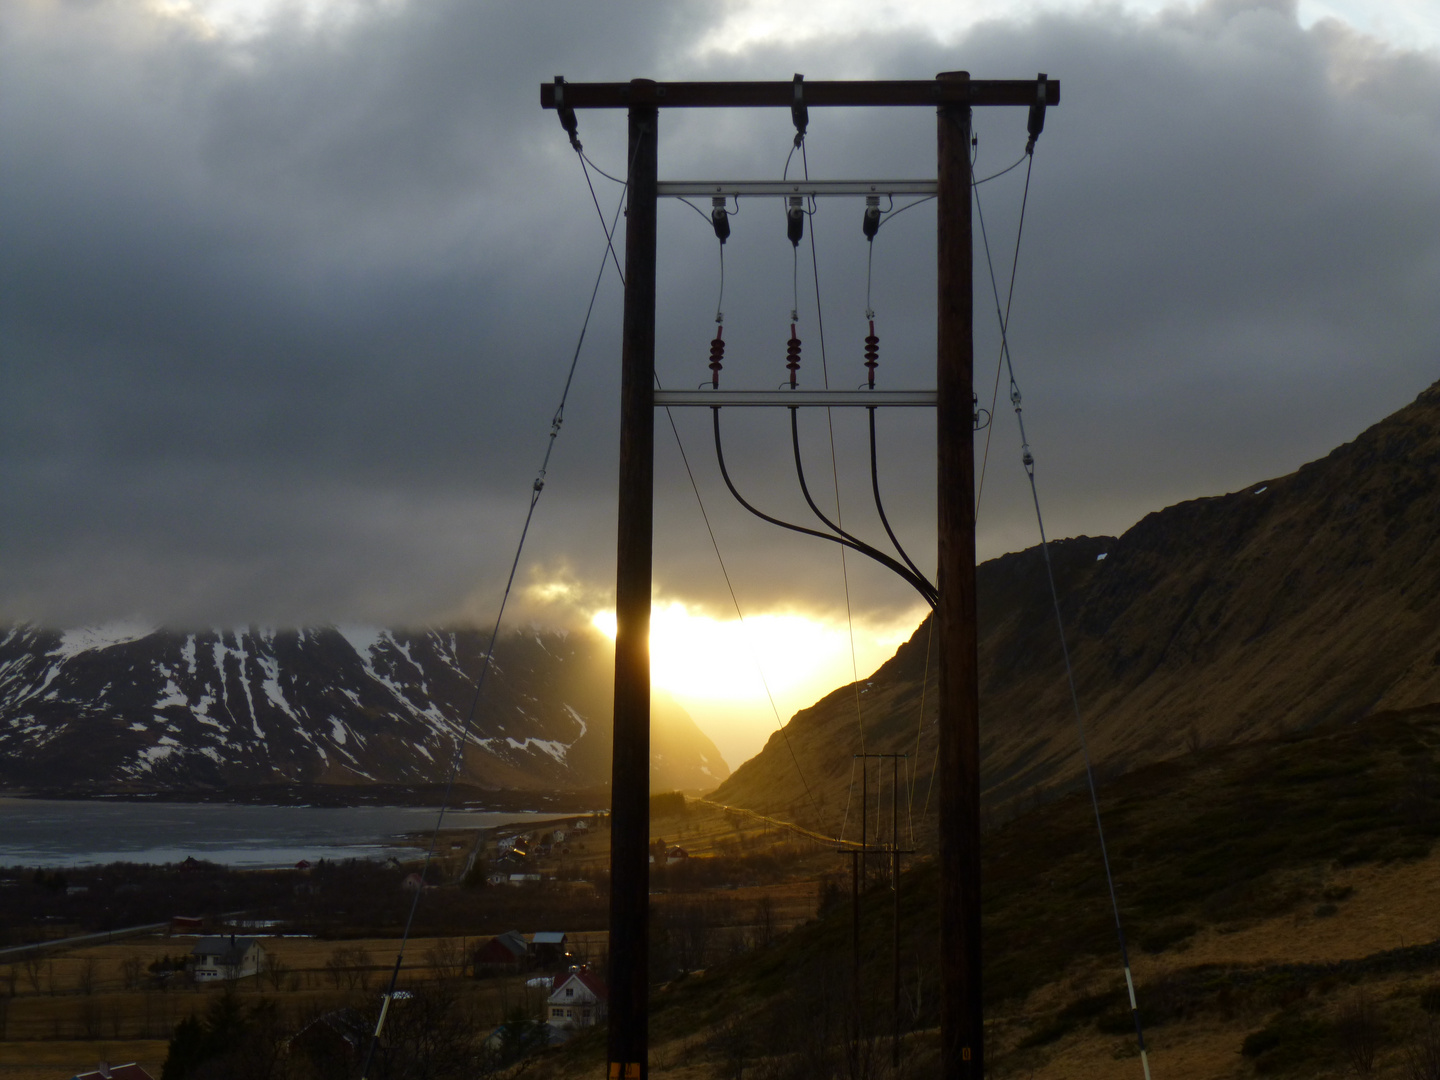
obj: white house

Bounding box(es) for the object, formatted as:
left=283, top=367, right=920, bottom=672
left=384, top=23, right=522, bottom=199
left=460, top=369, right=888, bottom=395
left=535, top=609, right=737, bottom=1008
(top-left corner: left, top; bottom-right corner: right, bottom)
left=546, top=970, right=607, bottom=1028
left=188, top=936, right=264, bottom=982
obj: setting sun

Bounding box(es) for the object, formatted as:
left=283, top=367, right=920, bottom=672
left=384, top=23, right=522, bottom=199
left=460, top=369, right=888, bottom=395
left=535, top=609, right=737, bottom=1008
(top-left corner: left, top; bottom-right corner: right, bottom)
left=590, top=601, right=924, bottom=769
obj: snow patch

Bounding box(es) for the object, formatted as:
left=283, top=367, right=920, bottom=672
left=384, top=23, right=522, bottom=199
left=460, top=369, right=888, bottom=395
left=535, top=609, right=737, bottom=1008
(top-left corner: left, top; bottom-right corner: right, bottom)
left=52, top=621, right=158, bottom=660
left=562, top=704, right=588, bottom=741
left=329, top=718, right=348, bottom=746
left=154, top=678, right=188, bottom=710
left=1096, top=552, right=1108, bottom=561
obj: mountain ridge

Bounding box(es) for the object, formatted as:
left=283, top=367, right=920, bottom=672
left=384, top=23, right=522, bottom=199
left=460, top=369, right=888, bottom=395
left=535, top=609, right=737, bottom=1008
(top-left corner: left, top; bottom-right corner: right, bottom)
left=0, top=624, right=728, bottom=797
left=711, top=378, right=1440, bottom=827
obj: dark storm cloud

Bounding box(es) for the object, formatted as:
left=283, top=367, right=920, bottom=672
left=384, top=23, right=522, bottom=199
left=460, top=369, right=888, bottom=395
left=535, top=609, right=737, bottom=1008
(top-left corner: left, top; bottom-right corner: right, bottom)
left=1, top=0, right=1436, bottom=628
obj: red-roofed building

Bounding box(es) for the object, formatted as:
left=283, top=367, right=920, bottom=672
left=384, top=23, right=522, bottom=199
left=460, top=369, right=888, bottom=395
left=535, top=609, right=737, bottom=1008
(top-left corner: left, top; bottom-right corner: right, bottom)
left=546, top=970, right=607, bottom=1028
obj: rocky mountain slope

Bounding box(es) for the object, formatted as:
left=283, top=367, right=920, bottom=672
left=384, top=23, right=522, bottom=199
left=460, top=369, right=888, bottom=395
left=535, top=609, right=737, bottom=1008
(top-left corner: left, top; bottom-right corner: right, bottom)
left=711, top=379, right=1440, bottom=829
left=0, top=625, right=728, bottom=796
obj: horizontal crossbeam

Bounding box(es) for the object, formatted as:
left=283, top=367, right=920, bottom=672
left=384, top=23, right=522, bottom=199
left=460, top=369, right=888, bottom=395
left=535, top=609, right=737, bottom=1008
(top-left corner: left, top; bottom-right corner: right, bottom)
left=542, top=79, right=1059, bottom=110
left=659, top=180, right=936, bottom=198
left=654, top=389, right=936, bottom=407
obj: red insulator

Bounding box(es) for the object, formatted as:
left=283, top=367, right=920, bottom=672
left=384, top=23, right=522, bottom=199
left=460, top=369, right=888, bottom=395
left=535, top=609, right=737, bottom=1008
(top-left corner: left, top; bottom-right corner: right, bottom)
left=708, top=326, right=725, bottom=388
left=863, top=319, right=879, bottom=388
left=785, top=324, right=801, bottom=388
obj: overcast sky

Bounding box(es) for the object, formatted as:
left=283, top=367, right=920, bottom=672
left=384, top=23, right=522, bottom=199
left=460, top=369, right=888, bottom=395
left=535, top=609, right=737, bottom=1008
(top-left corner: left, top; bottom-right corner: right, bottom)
left=3, top=0, right=1437, bottom=646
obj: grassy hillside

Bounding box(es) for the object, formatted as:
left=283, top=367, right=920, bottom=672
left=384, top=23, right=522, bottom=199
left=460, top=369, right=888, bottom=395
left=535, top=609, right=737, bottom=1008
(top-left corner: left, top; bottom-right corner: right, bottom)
left=533, top=705, right=1440, bottom=1078
left=713, top=379, right=1440, bottom=836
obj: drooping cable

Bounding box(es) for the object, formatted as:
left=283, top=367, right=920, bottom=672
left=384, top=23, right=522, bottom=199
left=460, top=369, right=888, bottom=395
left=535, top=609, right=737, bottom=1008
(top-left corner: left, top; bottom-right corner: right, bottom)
left=657, top=388, right=826, bottom=829
left=358, top=129, right=638, bottom=1080
left=712, top=409, right=937, bottom=607
left=974, top=153, right=1154, bottom=1080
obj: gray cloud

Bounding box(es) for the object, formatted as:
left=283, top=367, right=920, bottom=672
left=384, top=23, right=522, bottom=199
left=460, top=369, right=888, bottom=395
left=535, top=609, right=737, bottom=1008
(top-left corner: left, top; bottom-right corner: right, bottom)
left=1, top=0, right=1436, bottom=629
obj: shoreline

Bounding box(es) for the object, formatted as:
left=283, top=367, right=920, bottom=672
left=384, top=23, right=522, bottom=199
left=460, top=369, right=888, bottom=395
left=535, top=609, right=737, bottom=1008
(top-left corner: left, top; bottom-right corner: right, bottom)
left=0, top=782, right=610, bottom=813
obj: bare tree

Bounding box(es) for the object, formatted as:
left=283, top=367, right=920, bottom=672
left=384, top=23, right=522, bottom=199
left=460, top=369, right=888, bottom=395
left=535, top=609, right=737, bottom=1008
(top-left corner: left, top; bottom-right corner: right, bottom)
left=120, top=956, right=143, bottom=991
left=1405, top=1017, right=1440, bottom=1080
left=425, top=938, right=466, bottom=982
left=263, top=953, right=289, bottom=993
left=22, top=955, right=42, bottom=993
left=325, top=945, right=374, bottom=991
left=77, top=957, right=97, bottom=996
left=754, top=895, right=777, bottom=950
left=1337, top=990, right=1381, bottom=1076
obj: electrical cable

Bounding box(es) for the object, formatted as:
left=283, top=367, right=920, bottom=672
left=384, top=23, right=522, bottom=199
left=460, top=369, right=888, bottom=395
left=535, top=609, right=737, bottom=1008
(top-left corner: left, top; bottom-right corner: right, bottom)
left=868, top=408, right=927, bottom=582
left=802, top=137, right=868, bottom=756
left=656, top=387, right=826, bottom=829
left=358, top=128, right=638, bottom=1080
left=712, top=409, right=937, bottom=606
left=974, top=150, right=1154, bottom=1080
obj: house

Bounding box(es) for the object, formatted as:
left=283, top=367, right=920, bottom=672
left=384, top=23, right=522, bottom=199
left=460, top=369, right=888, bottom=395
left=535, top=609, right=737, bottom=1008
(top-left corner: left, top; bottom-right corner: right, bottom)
left=72, top=1064, right=155, bottom=1080
left=287, top=1008, right=369, bottom=1066
left=546, top=970, right=607, bottom=1028
left=666, top=847, right=689, bottom=865
left=529, top=931, right=570, bottom=967
left=169, top=915, right=204, bottom=934
left=187, top=936, right=264, bottom=981
left=571, top=819, right=590, bottom=830
left=473, top=930, right=528, bottom=974
left=401, top=872, right=433, bottom=891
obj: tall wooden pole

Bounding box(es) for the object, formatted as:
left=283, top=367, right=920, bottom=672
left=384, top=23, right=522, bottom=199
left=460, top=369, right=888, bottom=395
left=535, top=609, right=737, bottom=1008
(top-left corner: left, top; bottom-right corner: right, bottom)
left=935, top=69, right=982, bottom=1078
left=608, top=82, right=658, bottom=1080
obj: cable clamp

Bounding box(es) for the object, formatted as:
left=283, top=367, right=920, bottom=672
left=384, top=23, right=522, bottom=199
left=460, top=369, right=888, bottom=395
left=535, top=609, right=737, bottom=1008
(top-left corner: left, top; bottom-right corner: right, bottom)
left=791, top=73, right=808, bottom=146
left=554, top=76, right=582, bottom=152
left=710, top=195, right=730, bottom=244
left=1025, top=73, right=1047, bottom=155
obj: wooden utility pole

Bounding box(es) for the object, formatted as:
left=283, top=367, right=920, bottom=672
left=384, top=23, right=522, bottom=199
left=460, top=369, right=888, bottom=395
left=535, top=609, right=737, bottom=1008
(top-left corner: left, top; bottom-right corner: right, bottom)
left=608, top=82, right=658, bottom=1080
left=541, top=73, right=1057, bottom=1080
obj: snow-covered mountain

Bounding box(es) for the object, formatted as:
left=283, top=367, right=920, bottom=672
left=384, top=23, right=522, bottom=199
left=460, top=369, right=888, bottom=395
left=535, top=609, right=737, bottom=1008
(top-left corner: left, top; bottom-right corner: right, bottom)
left=0, top=624, right=728, bottom=796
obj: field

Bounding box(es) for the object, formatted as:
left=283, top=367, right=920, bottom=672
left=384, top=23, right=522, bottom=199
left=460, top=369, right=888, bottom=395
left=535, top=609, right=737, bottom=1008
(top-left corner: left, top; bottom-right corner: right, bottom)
left=4, top=711, right=1439, bottom=1078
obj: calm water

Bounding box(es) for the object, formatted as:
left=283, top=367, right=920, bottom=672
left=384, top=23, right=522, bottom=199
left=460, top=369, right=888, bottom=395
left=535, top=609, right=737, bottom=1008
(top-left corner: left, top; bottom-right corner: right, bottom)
left=0, top=798, right=545, bottom=869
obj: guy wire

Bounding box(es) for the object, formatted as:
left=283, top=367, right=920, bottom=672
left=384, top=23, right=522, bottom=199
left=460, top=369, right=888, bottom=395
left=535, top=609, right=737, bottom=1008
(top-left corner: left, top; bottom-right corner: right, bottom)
left=359, top=127, right=639, bottom=1080
left=974, top=150, right=1154, bottom=1080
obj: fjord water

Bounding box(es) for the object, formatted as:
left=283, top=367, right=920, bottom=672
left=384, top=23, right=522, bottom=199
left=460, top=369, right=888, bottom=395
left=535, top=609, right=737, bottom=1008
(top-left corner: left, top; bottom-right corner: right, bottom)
left=0, top=798, right=542, bottom=868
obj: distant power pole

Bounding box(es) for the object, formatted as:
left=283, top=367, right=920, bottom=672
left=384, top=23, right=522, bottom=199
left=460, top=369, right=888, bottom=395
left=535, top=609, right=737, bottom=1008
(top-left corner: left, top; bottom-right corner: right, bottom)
left=543, top=72, right=1059, bottom=1080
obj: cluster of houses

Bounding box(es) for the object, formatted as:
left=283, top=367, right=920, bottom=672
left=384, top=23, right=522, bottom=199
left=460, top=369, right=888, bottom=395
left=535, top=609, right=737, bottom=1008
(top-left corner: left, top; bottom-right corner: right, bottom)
left=486, top=817, right=593, bottom=887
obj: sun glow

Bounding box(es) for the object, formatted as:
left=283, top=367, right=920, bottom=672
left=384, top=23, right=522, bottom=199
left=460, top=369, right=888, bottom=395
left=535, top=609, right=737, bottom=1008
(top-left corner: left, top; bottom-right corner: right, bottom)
left=591, top=601, right=923, bottom=769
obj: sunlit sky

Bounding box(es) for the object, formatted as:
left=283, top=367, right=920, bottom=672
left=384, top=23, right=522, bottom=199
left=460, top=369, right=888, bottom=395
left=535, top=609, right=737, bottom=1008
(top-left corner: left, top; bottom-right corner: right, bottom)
left=5, top=0, right=1437, bottom=770
left=590, top=601, right=925, bottom=768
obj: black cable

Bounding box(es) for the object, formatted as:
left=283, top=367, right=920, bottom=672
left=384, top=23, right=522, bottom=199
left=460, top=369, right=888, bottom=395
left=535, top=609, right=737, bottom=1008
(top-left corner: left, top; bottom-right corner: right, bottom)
left=973, top=150, right=1028, bottom=186
left=788, top=408, right=936, bottom=603
left=658, top=390, right=826, bottom=828
left=713, top=409, right=936, bottom=607
left=867, top=407, right=927, bottom=583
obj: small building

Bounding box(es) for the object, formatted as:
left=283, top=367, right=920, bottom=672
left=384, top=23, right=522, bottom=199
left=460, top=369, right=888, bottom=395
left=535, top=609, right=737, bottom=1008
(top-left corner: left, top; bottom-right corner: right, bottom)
left=666, top=847, right=689, bottom=865
left=188, top=936, right=264, bottom=982
left=473, top=930, right=528, bottom=974
left=169, top=915, right=204, bottom=934
left=529, top=931, right=570, bottom=967
left=546, top=970, right=607, bottom=1028
left=571, top=819, right=589, bottom=830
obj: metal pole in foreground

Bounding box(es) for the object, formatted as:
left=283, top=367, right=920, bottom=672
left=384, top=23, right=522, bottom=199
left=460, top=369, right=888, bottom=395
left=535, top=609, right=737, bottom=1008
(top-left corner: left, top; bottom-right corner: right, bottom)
left=935, top=69, right=982, bottom=1078
left=608, top=82, right=658, bottom=1080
